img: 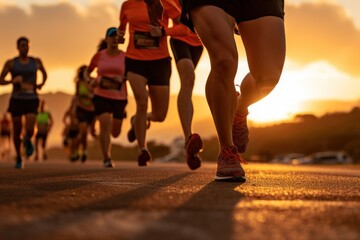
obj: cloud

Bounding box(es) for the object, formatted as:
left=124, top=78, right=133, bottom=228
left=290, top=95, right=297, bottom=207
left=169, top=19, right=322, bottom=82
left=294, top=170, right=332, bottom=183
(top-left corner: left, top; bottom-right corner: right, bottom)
left=284, top=2, right=360, bottom=76
left=0, top=1, right=359, bottom=77
left=233, top=2, right=360, bottom=77
left=0, top=3, right=119, bottom=69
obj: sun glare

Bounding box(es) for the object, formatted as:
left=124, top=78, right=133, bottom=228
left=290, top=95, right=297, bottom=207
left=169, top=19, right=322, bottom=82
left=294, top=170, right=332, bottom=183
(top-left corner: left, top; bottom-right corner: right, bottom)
left=248, top=94, right=300, bottom=125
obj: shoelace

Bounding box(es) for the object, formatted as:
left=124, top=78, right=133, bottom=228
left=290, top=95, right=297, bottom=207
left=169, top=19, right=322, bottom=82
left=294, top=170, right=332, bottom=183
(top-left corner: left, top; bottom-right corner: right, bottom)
left=220, top=146, right=248, bottom=164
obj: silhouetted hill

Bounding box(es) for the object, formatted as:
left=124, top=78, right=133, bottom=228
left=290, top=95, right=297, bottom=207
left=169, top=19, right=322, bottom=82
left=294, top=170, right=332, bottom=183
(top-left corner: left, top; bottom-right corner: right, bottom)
left=200, top=107, right=360, bottom=163
left=298, top=99, right=360, bottom=116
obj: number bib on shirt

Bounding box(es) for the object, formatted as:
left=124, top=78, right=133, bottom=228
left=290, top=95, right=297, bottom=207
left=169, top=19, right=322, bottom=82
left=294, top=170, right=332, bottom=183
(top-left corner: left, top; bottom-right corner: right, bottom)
left=134, top=31, right=160, bottom=49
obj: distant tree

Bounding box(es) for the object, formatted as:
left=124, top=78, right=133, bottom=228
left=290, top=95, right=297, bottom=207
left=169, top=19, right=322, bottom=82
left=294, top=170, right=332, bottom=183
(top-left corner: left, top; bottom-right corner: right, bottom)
left=350, top=106, right=360, bottom=114
left=294, top=114, right=317, bottom=122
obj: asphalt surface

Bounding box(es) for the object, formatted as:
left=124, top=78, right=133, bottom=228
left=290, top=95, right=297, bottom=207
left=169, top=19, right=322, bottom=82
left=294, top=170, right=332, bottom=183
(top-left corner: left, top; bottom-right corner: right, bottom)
left=0, top=160, right=359, bottom=240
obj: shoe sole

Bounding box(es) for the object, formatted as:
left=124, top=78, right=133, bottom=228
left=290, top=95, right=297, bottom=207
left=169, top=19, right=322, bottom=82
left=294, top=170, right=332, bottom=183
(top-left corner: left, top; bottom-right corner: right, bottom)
left=128, top=119, right=151, bottom=143
left=127, top=128, right=136, bottom=143
left=127, top=116, right=137, bottom=142
left=138, top=157, right=150, bottom=166
left=215, top=174, right=246, bottom=182
left=104, top=162, right=115, bottom=168
left=103, top=157, right=114, bottom=168
left=138, top=162, right=148, bottom=166
left=186, top=134, right=203, bottom=170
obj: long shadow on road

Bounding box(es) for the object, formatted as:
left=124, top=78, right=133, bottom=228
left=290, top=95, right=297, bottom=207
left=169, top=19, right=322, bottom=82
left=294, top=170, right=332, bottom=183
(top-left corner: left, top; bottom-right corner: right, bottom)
left=0, top=167, right=246, bottom=240
left=133, top=181, right=245, bottom=240
left=0, top=168, right=114, bottom=205
left=0, top=172, right=193, bottom=239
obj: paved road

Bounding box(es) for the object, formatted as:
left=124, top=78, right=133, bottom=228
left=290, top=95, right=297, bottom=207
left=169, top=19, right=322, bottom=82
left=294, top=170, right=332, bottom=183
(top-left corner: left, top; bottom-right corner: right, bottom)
left=0, top=160, right=359, bottom=240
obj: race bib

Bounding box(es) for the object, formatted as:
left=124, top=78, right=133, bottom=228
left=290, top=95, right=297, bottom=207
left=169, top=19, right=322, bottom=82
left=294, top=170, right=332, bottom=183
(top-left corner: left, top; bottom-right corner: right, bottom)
left=134, top=31, right=160, bottom=49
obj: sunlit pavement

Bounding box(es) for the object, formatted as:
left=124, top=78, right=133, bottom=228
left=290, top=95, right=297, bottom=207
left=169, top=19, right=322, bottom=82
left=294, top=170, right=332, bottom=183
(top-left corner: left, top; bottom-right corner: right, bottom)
left=0, top=160, right=359, bottom=240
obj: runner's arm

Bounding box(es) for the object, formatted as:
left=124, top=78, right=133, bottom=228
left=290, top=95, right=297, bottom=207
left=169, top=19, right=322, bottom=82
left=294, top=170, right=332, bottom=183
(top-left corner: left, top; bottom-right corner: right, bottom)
left=36, top=58, right=47, bottom=90
left=0, top=60, right=15, bottom=85
left=144, top=0, right=164, bottom=27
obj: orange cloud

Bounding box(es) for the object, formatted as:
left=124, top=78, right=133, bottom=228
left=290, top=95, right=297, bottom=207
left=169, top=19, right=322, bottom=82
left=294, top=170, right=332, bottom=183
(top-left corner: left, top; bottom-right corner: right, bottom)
left=1, top=2, right=359, bottom=77
left=0, top=3, right=118, bottom=69
left=284, top=2, right=360, bottom=76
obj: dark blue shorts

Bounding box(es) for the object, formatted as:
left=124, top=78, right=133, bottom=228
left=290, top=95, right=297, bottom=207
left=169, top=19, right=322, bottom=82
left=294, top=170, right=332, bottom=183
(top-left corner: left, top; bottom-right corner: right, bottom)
left=181, top=0, right=285, bottom=32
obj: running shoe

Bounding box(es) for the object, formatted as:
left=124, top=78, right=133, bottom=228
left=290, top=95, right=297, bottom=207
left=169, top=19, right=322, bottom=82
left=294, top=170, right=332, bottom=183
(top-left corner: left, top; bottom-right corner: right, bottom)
left=70, top=152, right=80, bottom=162
left=15, top=156, right=24, bottom=169
left=127, top=116, right=136, bottom=143
left=185, top=133, right=203, bottom=170
left=63, top=137, right=69, bottom=147
left=233, top=111, right=249, bottom=153
left=81, top=152, right=87, bottom=163
left=127, top=115, right=151, bottom=143
left=138, top=149, right=151, bottom=166
left=23, top=135, right=34, bottom=158
left=103, top=158, right=115, bottom=168
left=215, top=146, right=246, bottom=182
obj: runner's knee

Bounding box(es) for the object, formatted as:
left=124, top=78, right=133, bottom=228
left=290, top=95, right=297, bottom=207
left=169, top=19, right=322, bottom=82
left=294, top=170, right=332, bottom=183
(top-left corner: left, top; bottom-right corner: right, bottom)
left=255, top=72, right=281, bottom=96
left=212, top=55, right=238, bottom=80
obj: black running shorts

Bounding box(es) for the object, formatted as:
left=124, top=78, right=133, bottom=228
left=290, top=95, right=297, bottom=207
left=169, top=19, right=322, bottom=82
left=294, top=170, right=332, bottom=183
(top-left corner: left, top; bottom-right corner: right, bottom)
left=93, top=95, right=127, bottom=120
left=8, top=97, right=39, bottom=117
left=181, top=0, right=285, bottom=32
left=125, top=57, right=171, bottom=86
left=170, top=38, right=203, bottom=65
left=35, top=132, right=48, bottom=141
left=76, top=106, right=95, bottom=124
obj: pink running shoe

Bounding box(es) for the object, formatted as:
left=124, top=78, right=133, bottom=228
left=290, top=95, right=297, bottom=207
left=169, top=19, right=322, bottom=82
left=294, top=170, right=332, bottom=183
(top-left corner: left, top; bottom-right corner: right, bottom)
left=215, top=146, right=246, bottom=182
left=233, top=111, right=249, bottom=153
left=185, top=133, right=203, bottom=170
left=138, top=149, right=151, bottom=166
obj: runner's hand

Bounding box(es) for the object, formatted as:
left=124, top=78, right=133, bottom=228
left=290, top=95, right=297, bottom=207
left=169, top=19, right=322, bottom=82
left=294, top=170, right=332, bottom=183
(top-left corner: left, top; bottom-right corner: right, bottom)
left=149, top=25, right=163, bottom=37
left=117, top=29, right=125, bottom=44
left=12, top=76, right=22, bottom=83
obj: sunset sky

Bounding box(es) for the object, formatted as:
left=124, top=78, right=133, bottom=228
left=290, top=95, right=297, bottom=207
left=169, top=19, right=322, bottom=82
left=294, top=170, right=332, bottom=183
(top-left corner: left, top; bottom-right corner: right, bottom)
left=0, top=0, right=359, bottom=124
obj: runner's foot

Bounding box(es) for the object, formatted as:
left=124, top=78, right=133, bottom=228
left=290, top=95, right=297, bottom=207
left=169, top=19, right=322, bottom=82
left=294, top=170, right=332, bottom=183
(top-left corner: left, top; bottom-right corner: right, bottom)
left=23, top=135, right=34, bottom=157
left=215, top=146, right=246, bottom=182
left=138, top=149, right=151, bottom=166
left=15, top=156, right=24, bottom=169
left=185, top=133, right=203, bottom=170
left=103, top=158, right=115, bottom=168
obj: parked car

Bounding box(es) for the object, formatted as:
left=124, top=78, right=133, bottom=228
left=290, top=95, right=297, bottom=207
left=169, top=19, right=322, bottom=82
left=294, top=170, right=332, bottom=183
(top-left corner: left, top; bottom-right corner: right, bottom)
left=308, top=151, right=353, bottom=164
left=292, top=151, right=353, bottom=165
left=271, top=153, right=305, bottom=164
left=291, top=155, right=313, bottom=165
